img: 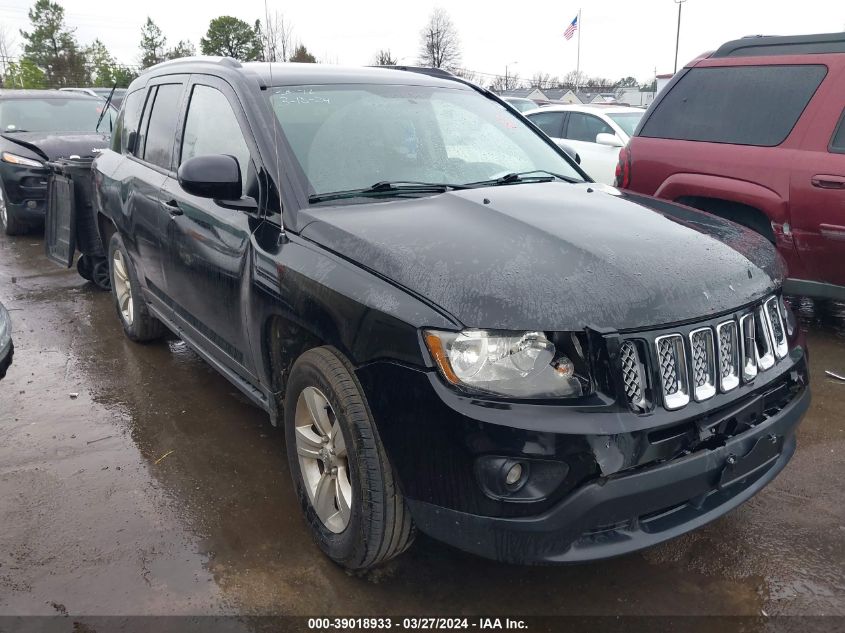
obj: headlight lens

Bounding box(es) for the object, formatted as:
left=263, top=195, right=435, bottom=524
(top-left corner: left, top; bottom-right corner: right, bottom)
left=424, top=329, right=585, bottom=398
left=1, top=152, right=43, bottom=168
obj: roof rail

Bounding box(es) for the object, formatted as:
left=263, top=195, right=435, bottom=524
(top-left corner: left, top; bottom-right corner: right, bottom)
left=376, top=65, right=457, bottom=80
left=712, top=32, right=845, bottom=58
left=143, top=56, right=241, bottom=74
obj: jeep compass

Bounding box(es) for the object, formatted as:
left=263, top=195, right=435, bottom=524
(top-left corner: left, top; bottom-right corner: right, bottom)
left=92, top=58, right=810, bottom=569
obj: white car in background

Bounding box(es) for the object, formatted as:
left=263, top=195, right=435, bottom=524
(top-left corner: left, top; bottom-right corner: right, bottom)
left=524, top=105, right=644, bottom=185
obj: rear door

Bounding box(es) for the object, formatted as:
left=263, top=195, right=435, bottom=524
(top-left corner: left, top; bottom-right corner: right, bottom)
left=158, top=76, right=259, bottom=377
left=560, top=112, right=618, bottom=184
left=790, top=90, right=845, bottom=288
left=125, top=77, right=188, bottom=297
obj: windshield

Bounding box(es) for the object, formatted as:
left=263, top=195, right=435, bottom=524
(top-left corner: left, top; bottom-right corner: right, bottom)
left=607, top=112, right=644, bottom=137
left=267, top=84, right=584, bottom=198
left=0, top=98, right=114, bottom=133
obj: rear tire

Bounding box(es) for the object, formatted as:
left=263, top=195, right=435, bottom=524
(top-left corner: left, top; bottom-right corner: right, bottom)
left=284, top=346, right=415, bottom=570
left=108, top=232, right=165, bottom=342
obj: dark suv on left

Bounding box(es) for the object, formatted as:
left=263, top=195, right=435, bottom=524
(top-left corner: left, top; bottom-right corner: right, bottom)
left=0, top=89, right=111, bottom=235
left=92, top=58, right=809, bottom=570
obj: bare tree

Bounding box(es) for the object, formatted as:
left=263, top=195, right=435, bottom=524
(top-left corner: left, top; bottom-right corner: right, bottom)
left=373, top=49, right=396, bottom=66
left=489, top=73, right=523, bottom=93
left=0, top=24, right=17, bottom=81
left=418, top=8, right=461, bottom=70
left=261, top=10, right=294, bottom=62
left=558, top=70, right=589, bottom=90
left=452, top=67, right=479, bottom=83
left=530, top=72, right=559, bottom=90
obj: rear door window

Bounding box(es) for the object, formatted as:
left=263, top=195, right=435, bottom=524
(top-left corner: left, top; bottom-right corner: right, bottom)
left=640, top=64, right=827, bottom=146
left=141, top=84, right=184, bottom=170
left=528, top=111, right=565, bottom=137
left=564, top=113, right=614, bottom=143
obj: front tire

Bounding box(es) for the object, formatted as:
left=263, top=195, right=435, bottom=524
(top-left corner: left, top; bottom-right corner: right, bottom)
left=0, top=185, right=28, bottom=236
left=108, top=233, right=165, bottom=342
left=284, top=346, right=414, bottom=570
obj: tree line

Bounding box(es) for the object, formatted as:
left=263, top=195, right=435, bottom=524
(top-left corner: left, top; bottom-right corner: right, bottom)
left=0, top=0, right=320, bottom=89
left=0, top=2, right=653, bottom=95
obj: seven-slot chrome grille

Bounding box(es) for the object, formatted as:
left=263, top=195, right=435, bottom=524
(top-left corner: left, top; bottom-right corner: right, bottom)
left=620, top=295, right=789, bottom=412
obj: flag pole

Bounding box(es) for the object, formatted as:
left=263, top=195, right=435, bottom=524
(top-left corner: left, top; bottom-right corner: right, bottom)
left=575, top=8, right=582, bottom=94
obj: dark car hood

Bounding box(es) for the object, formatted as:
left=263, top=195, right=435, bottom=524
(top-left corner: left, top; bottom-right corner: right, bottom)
left=1, top=131, right=110, bottom=161
left=299, top=183, right=784, bottom=331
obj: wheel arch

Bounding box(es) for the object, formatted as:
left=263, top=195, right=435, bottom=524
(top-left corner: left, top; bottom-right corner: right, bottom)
left=675, top=195, right=777, bottom=244
left=654, top=172, right=788, bottom=237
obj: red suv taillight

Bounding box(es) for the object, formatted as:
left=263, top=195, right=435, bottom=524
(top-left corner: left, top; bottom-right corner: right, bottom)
left=614, top=144, right=631, bottom=189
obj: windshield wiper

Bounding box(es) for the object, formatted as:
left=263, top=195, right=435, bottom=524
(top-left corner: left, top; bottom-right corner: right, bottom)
left=465, top=170, right=580, bottom=188
left=3, top=129, right=29, bottom=133
left=308, top=180, right=468, bottom=204
left=96, top=84, right=116, bottom=133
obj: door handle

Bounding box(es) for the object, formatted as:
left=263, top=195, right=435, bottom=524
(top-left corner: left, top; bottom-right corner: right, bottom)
left=162, top=199, right=183, bottom=216
left=811, top=174, right=845, bottom=189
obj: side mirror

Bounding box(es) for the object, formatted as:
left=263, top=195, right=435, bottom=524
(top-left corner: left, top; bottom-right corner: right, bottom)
left=596, top=132, right=624, bottom=148
left=555, top=140, right=581, bottom=164
left=178, top=154, right=242, bottom=200
left=126, top=130, right=137, bottom=154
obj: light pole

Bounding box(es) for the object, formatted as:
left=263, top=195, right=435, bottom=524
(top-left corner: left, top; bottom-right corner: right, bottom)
left=504, top=61, right=518, bottom=90
left=673, top=0, right=688, bottom=74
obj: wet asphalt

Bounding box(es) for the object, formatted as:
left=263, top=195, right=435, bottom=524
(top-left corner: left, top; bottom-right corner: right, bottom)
left=0, top=231, right=843, bottom=619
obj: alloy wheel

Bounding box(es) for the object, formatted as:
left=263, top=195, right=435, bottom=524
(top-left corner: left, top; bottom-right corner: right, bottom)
left=294, top=386, right=352, bottom=533
left=112, top=250, right=134, bottom=326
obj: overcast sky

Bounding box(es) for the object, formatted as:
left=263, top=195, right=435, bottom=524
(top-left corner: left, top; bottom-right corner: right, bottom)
left=1, top=0, right=844, bottom=83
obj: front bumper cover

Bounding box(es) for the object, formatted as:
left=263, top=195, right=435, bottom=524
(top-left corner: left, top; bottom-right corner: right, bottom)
left=407, top=386, right=808, bottom=564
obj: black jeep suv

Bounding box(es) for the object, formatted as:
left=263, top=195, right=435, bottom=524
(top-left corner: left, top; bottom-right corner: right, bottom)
left=92, top=58, right=810, bottom=569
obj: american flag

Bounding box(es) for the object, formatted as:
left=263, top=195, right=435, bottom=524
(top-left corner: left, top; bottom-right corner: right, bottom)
left=564, top=15, right=578, bottom=40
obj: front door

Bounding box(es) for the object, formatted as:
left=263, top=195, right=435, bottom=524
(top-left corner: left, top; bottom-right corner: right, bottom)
left=159, top=77, right=259, bottom=376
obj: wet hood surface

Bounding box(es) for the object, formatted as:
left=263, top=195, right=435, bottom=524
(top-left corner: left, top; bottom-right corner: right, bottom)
left=299, top=182, right=784, bottom=331
left=1, top=131, right=110, bottom=161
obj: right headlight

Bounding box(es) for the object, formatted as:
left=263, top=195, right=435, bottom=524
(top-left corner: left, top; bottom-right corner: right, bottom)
left=423, top=329, right=588, bottom=399
left=1, top=151, right=43, bottom=168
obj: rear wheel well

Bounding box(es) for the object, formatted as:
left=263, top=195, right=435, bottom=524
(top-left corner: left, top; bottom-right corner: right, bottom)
left=675, top=196, right=776, bottom=244
left=97, top=212, right=117, bottom=251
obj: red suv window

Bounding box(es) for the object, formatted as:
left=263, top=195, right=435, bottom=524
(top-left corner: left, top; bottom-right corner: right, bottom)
left=640, top=64, right=827, bottom=146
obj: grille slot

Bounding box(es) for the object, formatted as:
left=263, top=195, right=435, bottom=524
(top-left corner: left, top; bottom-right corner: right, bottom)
left=764, top=297, right=788, bottom=359
left=655, top=334, right=689, bottom=410
left=739, top=313, right=759, bottom=383
left=716, top=321, right=739, bottom=392
left=620, top=340, right=647, bottom=410
left=754, top=306, right=775, bottom=371
left=689, top=328, right=716, bottom=401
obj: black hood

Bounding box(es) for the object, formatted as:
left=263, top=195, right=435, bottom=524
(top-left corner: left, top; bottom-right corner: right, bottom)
left=1, top=131, right=110, bottom=161
left=299, top=182, right=784, bottom=331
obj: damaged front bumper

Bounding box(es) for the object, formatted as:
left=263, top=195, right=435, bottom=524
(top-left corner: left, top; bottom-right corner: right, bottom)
left=356, top=344, right=809, bottom=564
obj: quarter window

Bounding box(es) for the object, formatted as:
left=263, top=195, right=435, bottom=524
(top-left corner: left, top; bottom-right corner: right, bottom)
left=114, top=89, right=144, bottom=154
left=181, top=85, right=251, bottom=191
left=564, top=113, right=614, bottom=143
left=830, top=109, right=845, bottom=153
left=142, top=84, right=184, bottom=170
left=640, top=64, right=827, bottom=146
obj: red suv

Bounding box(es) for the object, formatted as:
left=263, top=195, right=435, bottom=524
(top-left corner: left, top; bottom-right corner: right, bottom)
left=619, top=32, right=845, bottom=301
